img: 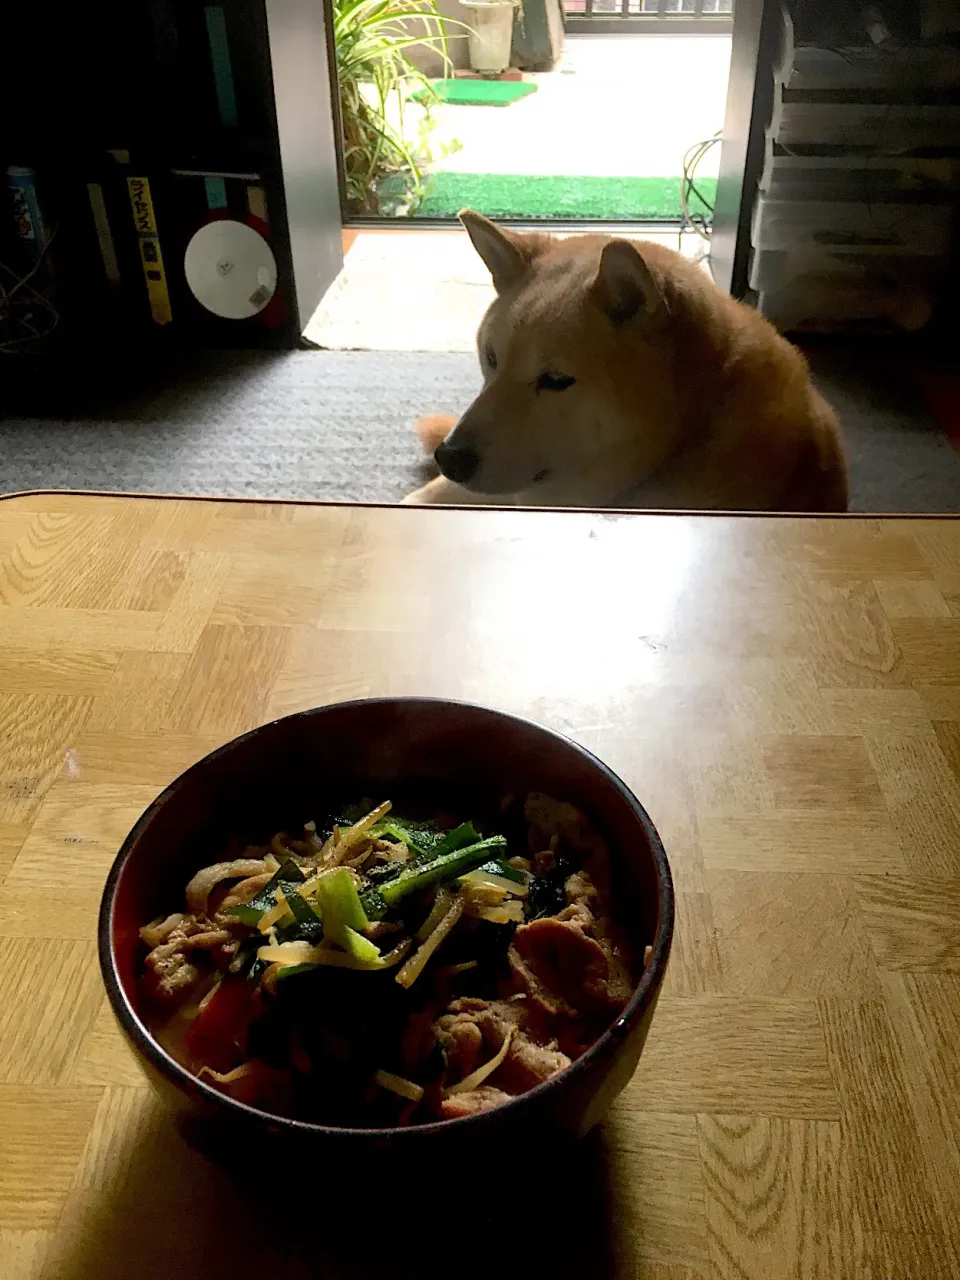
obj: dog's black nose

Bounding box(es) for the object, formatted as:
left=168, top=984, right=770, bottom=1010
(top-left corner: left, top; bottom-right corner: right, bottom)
left=435, top=442, right=479, bottom=484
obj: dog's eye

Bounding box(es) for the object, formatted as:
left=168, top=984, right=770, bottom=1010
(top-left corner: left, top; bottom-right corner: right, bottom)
left=537, top=371, right=575, bottom=392
left=484, top=344, right=497, bottom=369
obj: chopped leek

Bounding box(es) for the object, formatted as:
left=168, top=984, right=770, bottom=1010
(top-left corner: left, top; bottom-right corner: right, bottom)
left=434, top=822, right=482, bottom=856
left=313, top=868, right=369, bottom=945
left=275, top=887, right=324, bottom=945
left=342, top=926, right=382, bottom=966
left=284, top=886, right=320, bottom=923
left=363, top=836, right=507, bottom=919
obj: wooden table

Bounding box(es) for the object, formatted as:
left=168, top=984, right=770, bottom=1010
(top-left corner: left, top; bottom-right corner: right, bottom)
left=1, top=493, right=959, bottom=1280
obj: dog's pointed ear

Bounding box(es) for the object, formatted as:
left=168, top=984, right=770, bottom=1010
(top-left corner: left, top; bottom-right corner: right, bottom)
left=459, top=209, right=537, bottom=293
left=593, top=240, right=664, bottom=325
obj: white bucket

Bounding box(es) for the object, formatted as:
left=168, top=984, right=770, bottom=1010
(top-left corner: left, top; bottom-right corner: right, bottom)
left=461, top=0, right=518, bottom=75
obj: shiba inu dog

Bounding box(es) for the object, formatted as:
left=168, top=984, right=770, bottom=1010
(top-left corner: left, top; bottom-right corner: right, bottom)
left=404, top=211, right=847, bottom=512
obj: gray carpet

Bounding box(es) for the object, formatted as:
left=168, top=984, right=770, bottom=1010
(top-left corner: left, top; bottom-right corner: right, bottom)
left=2, top=347, right=959, bottom=510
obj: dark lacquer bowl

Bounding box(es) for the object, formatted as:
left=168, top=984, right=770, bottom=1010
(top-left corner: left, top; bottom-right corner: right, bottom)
left=99, top=698, right=673, bottom=1156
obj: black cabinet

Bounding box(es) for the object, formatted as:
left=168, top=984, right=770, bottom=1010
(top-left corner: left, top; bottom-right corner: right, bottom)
left=2, top=0, right=342, bottom=350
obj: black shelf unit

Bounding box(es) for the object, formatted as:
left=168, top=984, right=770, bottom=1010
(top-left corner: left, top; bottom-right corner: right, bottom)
left=2, top=0, right=342, bottom=352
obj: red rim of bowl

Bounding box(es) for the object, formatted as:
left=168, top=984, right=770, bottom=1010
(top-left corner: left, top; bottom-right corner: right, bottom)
left=98, top=697, right=675, bottom=1140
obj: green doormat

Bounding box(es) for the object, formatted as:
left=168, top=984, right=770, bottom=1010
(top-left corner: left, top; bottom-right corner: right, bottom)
left=414, top=172, right=716, bottom=220
left=414, top=79, right=538, bottom=106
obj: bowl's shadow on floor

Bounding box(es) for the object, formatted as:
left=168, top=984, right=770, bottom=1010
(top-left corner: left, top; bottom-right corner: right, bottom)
left=44, top=1100, right=632, bottom=1280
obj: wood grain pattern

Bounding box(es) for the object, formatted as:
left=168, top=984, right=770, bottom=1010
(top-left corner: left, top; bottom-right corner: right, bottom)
left=708, top=871, right=881, bottom=998
left=0, top=1229, right=51, bottom=1280
left=635, top=999, right=839, bottom=1119
left=0, top=825, right=28, bottom=880
left=866, top=730, right=960, bottom=875
left=0, top=495, right=958, bottom=1278
left=817, top=998, right=943, bottom=1239
left=879, top=972, right=960, bottom=1227
left=699, top=1114, right=853, bottom=1280
left=856, top=876, right=960, bottom=971
left=0, top=1087, right=101, bottom=1229
left=873, top=576, right=953, bottom=619
left=935, top=718, right=960, bottom=784
left=83, top=652, right=190, bottom=733
left=6, top=783, right=164, bottom=893
left=600, top=1110, right=709, bottom=1272
left=763, top=734, right=885, bottom=810
left=0, top=694, right=95, bottom=826
left=0, top=650, right=120, bottom=698
left=891, top=618, right=960, bottom=684
left=0, top=940, right=103, bottom=1084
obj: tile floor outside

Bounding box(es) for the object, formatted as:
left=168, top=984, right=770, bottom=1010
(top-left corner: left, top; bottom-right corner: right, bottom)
left=307, top=226, right=710, bottom=351
left=428, top=32, right=731, bottom=184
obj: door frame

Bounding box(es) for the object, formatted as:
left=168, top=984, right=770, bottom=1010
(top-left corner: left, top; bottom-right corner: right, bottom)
left=319, top=0, right=765, bottom=288
left=708, top=0, right=775, bottom=297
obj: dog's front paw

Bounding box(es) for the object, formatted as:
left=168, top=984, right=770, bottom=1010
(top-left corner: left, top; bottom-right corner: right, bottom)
left=402, top=478, right=444, bottom=504
left=402, top=476, right=472, bottom=505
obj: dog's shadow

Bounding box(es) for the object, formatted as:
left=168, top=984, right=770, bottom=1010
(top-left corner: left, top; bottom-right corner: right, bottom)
left=43, top=1098, right=637, bottom=1280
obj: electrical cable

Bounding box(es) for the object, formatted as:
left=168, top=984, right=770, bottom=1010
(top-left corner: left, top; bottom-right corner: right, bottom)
left=0, top=225, right=60, bottom=353
left=679, top=132, right=721, bottom=247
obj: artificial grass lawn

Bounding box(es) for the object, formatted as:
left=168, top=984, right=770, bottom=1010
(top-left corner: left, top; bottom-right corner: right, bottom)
left=413, top=171, right=716, bottom=220
left=414, top=79, right=538, bottom=106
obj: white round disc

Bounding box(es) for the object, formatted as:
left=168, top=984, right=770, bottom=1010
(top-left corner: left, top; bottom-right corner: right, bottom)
left=184, top=219, right=277, bottom=320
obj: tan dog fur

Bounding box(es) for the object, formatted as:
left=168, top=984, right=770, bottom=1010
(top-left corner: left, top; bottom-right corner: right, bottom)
left=404, top=211, right=847, bottom=512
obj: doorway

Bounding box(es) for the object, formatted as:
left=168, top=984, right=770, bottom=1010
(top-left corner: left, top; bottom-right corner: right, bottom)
left=309, top=0, right=737, bottom=349
left=330, top=0, right=733, bottom=226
